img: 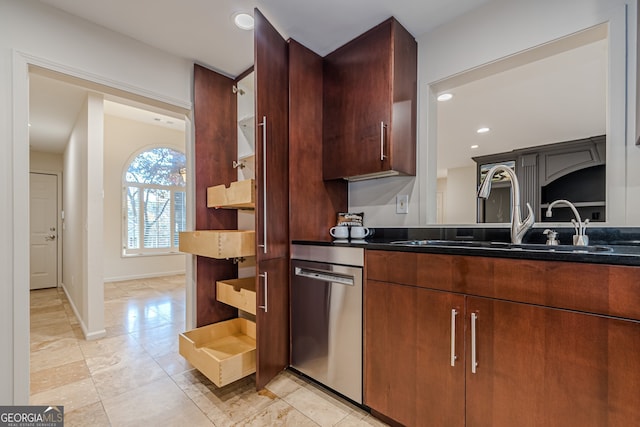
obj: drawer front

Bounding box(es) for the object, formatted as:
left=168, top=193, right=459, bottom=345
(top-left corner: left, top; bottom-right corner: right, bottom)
left=179, top=230, right=255, bottom=259
left=366, top=250, right=640, bottom=320
left=217, top=277, right=256, bottom=315
left=207, top=179, right=255, bottom=209
left=179, top=318, right=256, bottom=387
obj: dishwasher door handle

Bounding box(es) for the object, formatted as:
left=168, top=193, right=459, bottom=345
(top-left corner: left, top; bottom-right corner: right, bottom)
left=294, top=267, right=354, bottom=286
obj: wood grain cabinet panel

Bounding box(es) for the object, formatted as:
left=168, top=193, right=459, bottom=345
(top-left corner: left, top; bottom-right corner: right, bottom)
left=323, top=18, right=417, bottom=180
left=365, top=279, right=464, bottom=426
left=255, top=8, right=289, bottom=262
left=253, top=8, right=290, bottom=389
left=466, top=297, right=640, bottom=427
left=365, top=250, right=640, bottom=427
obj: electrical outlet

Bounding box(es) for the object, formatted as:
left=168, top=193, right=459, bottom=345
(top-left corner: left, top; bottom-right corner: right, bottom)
left=396, top=194, right=409, bottom=214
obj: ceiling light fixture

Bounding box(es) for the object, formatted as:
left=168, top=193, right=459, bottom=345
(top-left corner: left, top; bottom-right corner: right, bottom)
left=437, top=93, right=453, bottom=102
left=234, top=13, right=254, bottom=30
left=470, top=144, right=479, bottom=149
left=477, top=127, right=490, bottom=134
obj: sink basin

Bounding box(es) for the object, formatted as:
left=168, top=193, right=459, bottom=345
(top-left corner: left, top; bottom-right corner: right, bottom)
left=389, top=240, right=613, bottom=253
left=489, top=242, right=614, bottom=253
left=390, top=240, right=492, bottom=248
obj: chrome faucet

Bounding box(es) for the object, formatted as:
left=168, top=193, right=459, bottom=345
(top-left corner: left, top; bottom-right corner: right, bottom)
left=545, top=199, right=589, bottom=246
left=477, top=165, right=534, bottom=244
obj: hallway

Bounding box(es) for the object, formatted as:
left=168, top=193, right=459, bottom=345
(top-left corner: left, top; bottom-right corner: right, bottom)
left=29, top=275, right=385, bottom=426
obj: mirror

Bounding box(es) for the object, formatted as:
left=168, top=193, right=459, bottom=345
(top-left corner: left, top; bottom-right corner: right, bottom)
left=433, top=24, right=608, bottom=225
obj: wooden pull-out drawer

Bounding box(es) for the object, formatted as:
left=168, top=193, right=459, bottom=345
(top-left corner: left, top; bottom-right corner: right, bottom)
left=216, top=277, right=256, bottom=315
left=179, top=318, right=256, bottom=387
left=179, top=230, right=255, bottom=259
left=207, top=179, right=255, bottom=209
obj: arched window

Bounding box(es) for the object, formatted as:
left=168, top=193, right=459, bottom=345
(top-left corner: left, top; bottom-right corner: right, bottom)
left=123, top=147, right=186, bottom=255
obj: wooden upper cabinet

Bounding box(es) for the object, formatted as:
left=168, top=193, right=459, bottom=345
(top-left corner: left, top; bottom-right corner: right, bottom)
left=254, top=8, right=289, bottom=261
left=323, top=17, right=417, bottom=180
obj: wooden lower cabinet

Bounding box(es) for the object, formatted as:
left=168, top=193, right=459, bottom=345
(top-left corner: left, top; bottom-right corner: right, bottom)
left=365, top=280, right=640, bottom=427
left=467, top=297, right=640, bottom=427
left=255, top=257, right=289, bottom=390
left=365, top=280, right=465, bottom=426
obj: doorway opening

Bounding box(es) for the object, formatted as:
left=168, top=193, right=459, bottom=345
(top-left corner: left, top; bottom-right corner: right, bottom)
left=27, top=66, right=190, bottom=403
left=29, top=172, right=61, bottom=290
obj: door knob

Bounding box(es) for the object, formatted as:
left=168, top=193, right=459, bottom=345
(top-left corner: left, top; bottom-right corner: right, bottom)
left=45, top=234, right=56, bottom=241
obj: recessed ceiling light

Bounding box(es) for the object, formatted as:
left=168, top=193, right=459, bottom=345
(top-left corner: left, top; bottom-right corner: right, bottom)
left=470, top=144, right=479, bottom=149
left=476, top=127, right=490, bottom=134
left=437, top=93, right=453, bottom=102
left=234, top=13, right=254, bottom=30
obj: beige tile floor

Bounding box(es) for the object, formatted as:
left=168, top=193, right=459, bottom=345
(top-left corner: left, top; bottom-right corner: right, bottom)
left=29, top=275, right=387, bottom=426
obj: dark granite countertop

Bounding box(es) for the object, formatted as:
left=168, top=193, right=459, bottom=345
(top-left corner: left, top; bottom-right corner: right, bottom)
left=293, top=227, right=640, bottom=267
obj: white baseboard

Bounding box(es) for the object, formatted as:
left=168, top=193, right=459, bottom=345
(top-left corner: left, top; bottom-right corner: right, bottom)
left=61, top=284, right=106, bottom=341
left=104, top=270, right=186, bottom=283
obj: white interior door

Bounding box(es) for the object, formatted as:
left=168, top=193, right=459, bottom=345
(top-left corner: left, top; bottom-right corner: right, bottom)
left=30, top=173, right=58, bottom=290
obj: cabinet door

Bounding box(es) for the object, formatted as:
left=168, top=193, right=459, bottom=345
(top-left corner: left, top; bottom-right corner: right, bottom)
left=364, top=280, right=465, bottom=426
left=466, top=298, right=640, bottom=427
left=323, top=18, right=416, bottom=180
left=255, top=257, right=289, bottom=389
left=254, top=8, right=288, bottom=261
left=323, top=20, right=392, bottom=179
left=192, top=64, right=239, bottom=326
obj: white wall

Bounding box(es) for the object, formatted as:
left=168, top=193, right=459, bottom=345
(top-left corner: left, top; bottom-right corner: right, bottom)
left=350, top=0, right=637, bottom=227
left=62, top=94, right=106, bottom=340
left=442, top=166, right=477, bottom=224
left=30, top=151, right=64, bottom=172
left=63, top=105, right=84, bottom=321
left=84, top=94, right=105, bottom=338
left=103, top=114, right=186, bottom=281
left=0, top=0, right=192, bottom=404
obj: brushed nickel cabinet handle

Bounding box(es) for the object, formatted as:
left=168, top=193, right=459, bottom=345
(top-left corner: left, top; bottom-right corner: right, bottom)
left=451, top=308, right=458, bottom=367
left=471, top=312, right=478, bottom=374
left=257, top=115, right=267, bottom=254
left=258, top=272, right=268, bottom=312
left=380, top=121, right=387, bottom=161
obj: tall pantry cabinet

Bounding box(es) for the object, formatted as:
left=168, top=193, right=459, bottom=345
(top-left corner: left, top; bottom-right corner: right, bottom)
left=179, top=9, right=289, bottom=391
left=253, top=8, right=289, bottom=389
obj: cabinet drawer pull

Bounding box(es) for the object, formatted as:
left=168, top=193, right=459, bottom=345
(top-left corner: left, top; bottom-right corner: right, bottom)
left=471, top=312, right=478, bottom=374
left=258, top=272, right=268, bottom=312
left=450, top=308, right=458, bottom=367
left=380, top=121, right=387, bottom=161
left=257, top=115, right=267, bottom=254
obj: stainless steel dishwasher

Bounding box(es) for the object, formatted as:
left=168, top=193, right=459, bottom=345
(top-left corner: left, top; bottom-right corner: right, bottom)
left=291, top=244, right=364, bottom=404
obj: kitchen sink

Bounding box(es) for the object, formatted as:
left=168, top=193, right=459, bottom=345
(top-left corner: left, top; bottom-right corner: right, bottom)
left=390, top=239, right=492, bottom=248
left=489, top=242, right=614, bottom=253
left=389, top=239, right=613, bottom=253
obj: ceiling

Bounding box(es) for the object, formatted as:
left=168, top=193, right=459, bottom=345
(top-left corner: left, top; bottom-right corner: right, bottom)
left=28, top=0, right=605, bottom=171
left=30, top=0, right=491, bottom=153
left=37, top=0, right=490, bottom=77
left=29, top=73, right=186, bottom=153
